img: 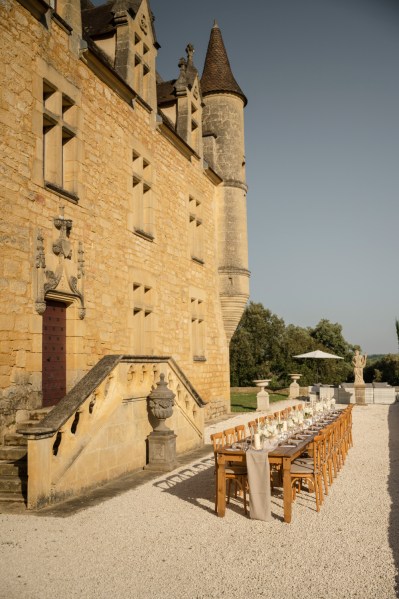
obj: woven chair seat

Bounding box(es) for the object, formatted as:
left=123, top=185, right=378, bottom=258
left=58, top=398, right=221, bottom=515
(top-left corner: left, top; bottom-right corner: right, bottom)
left=291, top=462, right=315, bottom=474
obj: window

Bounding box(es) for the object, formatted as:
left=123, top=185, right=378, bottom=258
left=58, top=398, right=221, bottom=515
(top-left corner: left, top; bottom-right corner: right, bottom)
left=190, top=297, right=205, bottom=360
left=189, top=196, right=203, bottom=263
left=191, top=101, right=199, bottom=151
left=132, top=282, right=154, bottom=354
left=42, top=80, right=78, bottom=199
left=131, top=150, right=154, bottom=240
left=133, top=32, right=151, bottom=104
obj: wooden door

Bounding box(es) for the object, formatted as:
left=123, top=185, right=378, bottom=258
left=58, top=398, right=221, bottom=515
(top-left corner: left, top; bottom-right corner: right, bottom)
left=42, top=300, right=66, bottom=407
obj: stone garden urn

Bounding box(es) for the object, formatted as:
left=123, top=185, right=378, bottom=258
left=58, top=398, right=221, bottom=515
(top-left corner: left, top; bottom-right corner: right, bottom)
left=146, top=373, right=177, bottom=471
left=289, top=373, right=302, bottom=399
left=148, top=373, right=175, bottom=431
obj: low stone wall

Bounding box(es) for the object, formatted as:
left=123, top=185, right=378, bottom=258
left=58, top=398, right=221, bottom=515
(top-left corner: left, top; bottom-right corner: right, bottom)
left=319, top=384, right=398, bottom=405
left=204, top=398, right=229, bottom=421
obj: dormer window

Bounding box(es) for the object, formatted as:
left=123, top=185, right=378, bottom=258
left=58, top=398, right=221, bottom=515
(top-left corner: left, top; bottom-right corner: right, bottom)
left=132, top=20, right=154, bottom=107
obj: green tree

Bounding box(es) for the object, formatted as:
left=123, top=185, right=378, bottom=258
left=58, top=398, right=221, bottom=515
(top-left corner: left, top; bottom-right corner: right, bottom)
left=230, top=306, right=356, bottom=387
left=364, top=354, right=399, bottom=386
left=229, top=328, right=255, bottom=387
left=277, top=324, right=315, bottom=387
left=309, top=319, right=354, bottom=359
left=229, top=302, right=285, bottom=386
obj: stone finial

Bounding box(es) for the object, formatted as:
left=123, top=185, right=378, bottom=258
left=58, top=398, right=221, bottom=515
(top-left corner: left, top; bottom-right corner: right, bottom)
left=186, top=43, right=194, bottom=65
left=175, top=57, right=187, bottom=93
left=184, top=43, right=198, bottom=87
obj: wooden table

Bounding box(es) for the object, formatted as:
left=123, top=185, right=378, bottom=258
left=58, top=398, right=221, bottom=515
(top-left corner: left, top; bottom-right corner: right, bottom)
left=216, top=436, right=314, bottom=523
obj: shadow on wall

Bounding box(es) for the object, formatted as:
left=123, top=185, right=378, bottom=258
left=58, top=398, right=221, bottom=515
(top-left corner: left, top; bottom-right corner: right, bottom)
left=388, top=403, right=399, bottom=597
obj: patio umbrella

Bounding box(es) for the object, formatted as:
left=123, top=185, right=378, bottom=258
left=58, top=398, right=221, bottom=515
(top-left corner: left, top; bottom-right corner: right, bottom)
left=293, top=350, right=343, bottom=384
left=293, top=350, right=343, bottom=360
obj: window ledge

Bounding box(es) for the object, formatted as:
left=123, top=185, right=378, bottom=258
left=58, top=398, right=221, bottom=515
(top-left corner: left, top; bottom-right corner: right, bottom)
left=191, top=256, right=204, bottom=266
left=45, top=182, right=79, bottom=204
left=134, top=228, right=154, bottom=242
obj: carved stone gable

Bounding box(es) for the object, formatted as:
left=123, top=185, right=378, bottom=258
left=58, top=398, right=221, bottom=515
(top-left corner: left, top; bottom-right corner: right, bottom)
left=34, top=207, right=86, bottom=318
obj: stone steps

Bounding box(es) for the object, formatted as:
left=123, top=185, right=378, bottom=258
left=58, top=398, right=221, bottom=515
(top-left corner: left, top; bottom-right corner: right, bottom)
left=4, top=433, right=27, bottom=447
left=0, top=475, right=27, bottom=494
left=0, top=446, right=27, bottom=461
left=0, top=460, right=27, bottom=477
left=0, top=492, right=26, bottom=503
left=0, top=407, right=53, bottom=507
left=29, top=408, right=52, bottom=421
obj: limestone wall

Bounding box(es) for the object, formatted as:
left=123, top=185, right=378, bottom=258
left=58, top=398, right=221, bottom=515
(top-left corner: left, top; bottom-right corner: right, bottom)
left=0, top=0, right=231, bottom=438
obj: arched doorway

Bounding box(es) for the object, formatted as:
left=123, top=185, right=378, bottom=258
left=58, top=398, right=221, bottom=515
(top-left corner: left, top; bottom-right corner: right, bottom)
left=42, top=299, right=67, bottom=407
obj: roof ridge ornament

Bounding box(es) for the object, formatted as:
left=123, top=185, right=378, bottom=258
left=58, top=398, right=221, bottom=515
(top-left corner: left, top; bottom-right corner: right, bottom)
left=175, top=56, right=187, bottom=94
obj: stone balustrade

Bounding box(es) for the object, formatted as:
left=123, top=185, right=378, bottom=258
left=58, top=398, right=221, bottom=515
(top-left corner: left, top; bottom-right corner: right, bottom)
left=18, top=356, right=205, bottom=509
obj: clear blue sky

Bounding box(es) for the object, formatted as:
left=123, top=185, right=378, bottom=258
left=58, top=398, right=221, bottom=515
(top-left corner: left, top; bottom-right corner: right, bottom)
left=148, top=0, right=399, bottom=355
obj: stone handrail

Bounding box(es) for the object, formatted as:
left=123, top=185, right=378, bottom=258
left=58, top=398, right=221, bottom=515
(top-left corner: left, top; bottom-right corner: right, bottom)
left=18, top=355, right=205, bottom=439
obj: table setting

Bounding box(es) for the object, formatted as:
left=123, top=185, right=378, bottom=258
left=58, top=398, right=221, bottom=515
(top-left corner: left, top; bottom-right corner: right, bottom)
left=215, top=400, right=349, bottom=523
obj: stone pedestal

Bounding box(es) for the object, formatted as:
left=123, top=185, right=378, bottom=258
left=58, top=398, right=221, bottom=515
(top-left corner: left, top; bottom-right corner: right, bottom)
left=289, top=374, right=301, bottom=399
left=355, top=383, right=367, bottom=406
left=254, top=379, right=271, bottom=411
left=146, top=430, right=178, bottom=472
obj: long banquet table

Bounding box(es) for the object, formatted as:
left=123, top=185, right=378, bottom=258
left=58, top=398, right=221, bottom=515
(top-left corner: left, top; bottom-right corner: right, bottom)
left=216, top=411, right=342, bottom=524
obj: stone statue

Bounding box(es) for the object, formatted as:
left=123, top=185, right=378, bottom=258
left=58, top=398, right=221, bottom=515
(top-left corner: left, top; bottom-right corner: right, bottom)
left=352, top=350, right=367, bottom=384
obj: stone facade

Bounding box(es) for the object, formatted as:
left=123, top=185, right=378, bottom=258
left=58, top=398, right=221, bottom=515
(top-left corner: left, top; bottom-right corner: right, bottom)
left=0, top=0, right=249, bottom=440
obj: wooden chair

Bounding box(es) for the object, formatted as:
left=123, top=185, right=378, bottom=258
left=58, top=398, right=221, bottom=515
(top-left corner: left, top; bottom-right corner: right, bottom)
left=336, top=413, right=347, bottom=469
left=223, top=427, right=237, bottom=446
left=291, top=434, right=324, bottom=512
left=323, top=423, right=335, bottom=490
left=332, top=417, right=344, bottom=474
left=347, top=404, right=354, bottom=448
left=210, top=432, right=248, bottom=515
left=235, top=424, right=246, bottom=441
left=247, top=420, right=257, bottom=433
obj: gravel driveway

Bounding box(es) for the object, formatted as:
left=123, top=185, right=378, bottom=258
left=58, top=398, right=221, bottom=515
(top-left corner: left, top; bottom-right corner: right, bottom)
left=0, top=402, right=398, bottom=599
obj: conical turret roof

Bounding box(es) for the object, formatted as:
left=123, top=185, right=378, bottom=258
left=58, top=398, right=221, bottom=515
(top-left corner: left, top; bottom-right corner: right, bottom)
left=201, top=21, right=247, bottom=106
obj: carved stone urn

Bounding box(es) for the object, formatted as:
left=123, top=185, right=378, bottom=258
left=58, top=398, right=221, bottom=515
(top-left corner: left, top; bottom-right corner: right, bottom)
left=147, top=373, right=175, bottom=432
left=146, top=373, right=177, bottom=471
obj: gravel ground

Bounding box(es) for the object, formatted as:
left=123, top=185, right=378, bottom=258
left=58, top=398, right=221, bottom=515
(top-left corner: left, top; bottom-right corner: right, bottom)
left=0, top=402, right=398, bottom=599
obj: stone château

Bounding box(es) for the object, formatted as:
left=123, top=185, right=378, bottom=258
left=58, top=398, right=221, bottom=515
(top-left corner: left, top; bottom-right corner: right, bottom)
left=0, top=0, right=249, bottom=506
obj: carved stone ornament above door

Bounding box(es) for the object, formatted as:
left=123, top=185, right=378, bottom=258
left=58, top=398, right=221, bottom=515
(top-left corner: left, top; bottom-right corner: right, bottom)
left=34, top=207, right=86, bottom=319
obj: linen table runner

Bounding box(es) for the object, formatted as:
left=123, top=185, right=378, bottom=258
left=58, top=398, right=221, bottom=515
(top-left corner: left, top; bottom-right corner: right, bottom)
left=246, top=448, right=272, bottom=522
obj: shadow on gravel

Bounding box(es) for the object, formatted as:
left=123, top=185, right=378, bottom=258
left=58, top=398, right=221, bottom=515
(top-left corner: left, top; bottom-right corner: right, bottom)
left=154, top=457, right=294, bottom=521
left=388, top=403, right=399, bottom=597
left=153, top=457, right=254, bottom=517
left=154, top=458, right=216, bottom=515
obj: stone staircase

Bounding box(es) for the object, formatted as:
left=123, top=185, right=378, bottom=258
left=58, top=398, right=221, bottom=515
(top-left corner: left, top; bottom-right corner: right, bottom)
left=0, top=408, right=52, bottom=505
